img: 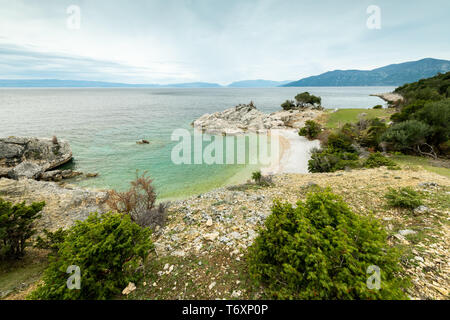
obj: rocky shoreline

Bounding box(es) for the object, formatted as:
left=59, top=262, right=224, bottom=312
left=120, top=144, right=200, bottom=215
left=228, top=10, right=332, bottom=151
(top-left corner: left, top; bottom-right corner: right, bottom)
left=370, top=92, right=404, bottom=104
left=192, top=102, right=323, bottom=135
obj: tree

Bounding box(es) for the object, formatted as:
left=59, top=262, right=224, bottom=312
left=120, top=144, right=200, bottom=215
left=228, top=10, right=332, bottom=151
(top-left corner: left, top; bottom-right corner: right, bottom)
left=295, top=92, right=322, bottom=108
left=0, top=198, right=45, bottom=259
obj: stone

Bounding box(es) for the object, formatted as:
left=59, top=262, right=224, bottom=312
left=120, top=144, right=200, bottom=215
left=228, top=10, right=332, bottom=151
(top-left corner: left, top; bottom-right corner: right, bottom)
left=203, top=232, right=219, bottom=241
left=122, top=282, right=136, bottom=295
left=414, top=205, right=430, bottom=214
left=85, top=172, right=99, bottom=178
left=208, top=282, right=216, bottom=290
left=231, top=290, right=242, bottom=298
left=0, top=137, right=73, bottom=180
left=206, top=218, right=213, bottom=227
left=7, top=161, right=43, bottom=179
left=415, top=256, right=425, bottom=263
left=398, top=229, right=417, bottom=236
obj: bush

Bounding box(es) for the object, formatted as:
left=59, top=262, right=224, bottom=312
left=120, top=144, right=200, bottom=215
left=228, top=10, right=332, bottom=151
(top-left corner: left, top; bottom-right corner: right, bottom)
left=248, top=189, right=409, bottom=299
left=381, top=120, right=431, bottom=153
left=29, top=212, right=153, bottom=300
left=414, top=99, right=450, bottom=148
left=363, top=152, right=396, bottom=168
left=359, top=118, right=388, bottom=150
left=384, top=187, right=423, bottom=210
left=252, top=170, right=262, bottom=184
left=281, top=100, right=296, bottom=110
left=326, top=132, right=356, bottom=153
left=298, top=120, right=321, bottom=140
left=107, top=171, right=167, bottom=229
left=373, top=105, right=383, bottom=109
left=34, top=228, right=68, bottom=254
left=0, top=198, right=45, bottom=260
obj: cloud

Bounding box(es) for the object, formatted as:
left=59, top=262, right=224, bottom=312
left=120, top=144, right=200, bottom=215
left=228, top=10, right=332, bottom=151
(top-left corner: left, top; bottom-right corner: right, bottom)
left=0, top=0, right=449, bottom=84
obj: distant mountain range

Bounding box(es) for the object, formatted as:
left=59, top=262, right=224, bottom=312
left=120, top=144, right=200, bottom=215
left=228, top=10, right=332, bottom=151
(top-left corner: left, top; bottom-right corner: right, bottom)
left=0, top=79, right=289, bottom=88
left=1, top=58, right=449, bottom=88
left=283, top=58, right=450, bottom=87
left=0, top=79, right=221, bottom=88
left=227, top=80, right=292, bottom=88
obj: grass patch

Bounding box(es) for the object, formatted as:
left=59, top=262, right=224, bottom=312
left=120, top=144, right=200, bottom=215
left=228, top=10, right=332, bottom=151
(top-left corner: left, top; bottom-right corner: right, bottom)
left=0, top=249, right=48, bottom=299
left=324, top=108, right=393, bottom=129
left=392, top=155, right=450, bottom=178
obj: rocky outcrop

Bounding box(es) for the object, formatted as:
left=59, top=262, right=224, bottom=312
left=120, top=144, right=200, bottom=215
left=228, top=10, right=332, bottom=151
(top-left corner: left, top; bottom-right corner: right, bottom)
left=192, top=102, right=323, bottom=135
left=371, top=92, right=404, bottom=104
left=0, top=178, right=109, bottom=232
left=0, top=137, right=73, bottom=180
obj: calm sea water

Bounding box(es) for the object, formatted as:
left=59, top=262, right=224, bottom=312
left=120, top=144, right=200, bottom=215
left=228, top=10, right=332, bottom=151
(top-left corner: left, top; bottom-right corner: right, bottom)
left=0, top=87, right=394, bottom=199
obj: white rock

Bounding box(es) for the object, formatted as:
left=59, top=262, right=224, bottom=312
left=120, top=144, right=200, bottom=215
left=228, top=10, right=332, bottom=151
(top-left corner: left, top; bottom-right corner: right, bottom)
left=204, top=232, right=220, bottom=241
left=398, top=229, right=417, bottom=236
left=208, top=282, right=216, bottom=290
left=122, top=282, right=136, bottom=295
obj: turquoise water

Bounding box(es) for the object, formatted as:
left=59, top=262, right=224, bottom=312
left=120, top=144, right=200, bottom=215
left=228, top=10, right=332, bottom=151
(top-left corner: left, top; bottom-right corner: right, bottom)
left=0, top=87, right=394, bottom=199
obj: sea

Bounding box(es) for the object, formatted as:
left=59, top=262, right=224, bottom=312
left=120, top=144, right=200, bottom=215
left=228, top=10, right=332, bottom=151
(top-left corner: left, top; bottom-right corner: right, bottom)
left=0, top=87, right=395, bottom=200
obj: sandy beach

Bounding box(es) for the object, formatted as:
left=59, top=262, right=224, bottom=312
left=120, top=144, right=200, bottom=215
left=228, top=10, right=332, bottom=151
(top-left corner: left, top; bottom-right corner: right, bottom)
left=262, top=129, right=321, bottom=175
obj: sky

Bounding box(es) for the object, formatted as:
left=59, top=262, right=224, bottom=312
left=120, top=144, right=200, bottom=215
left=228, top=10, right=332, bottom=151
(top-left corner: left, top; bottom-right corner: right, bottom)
left=0, top=0, right=449, bottom=85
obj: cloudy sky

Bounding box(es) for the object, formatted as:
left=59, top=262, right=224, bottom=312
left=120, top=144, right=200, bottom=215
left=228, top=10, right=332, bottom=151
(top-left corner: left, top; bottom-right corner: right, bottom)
left=0, top=0, right=449, bottom=84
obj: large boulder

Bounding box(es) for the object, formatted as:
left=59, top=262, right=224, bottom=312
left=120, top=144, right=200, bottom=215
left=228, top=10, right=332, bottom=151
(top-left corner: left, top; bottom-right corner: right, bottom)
left=0, top=137, right=73, bottom=180
left=7, top=161, right=43, bottom=180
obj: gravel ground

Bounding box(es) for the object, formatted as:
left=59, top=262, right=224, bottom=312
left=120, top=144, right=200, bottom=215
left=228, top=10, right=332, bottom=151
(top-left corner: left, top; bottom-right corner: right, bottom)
left=157, top=167, right=449, bottom=300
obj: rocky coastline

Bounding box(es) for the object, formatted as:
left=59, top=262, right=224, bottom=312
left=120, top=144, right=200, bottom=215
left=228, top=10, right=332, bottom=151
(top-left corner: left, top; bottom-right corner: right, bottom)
left=192, top=102, right=323, bottom=135
left=370, top=92, right=404, bottom=104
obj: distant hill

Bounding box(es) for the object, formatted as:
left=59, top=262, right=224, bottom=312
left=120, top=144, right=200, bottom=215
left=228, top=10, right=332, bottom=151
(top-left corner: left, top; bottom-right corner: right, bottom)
left=0, top=79, right=222, bottom=88
left=283, top=58, right=450, bottom=87
left=227, top=79, right=292, bottom=88
left=168, top=82, right=222, bottom=88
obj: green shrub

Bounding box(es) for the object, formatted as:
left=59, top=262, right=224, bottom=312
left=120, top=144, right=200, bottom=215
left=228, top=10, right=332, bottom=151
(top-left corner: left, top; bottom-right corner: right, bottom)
left=34, top=228, right=68, bottom=254
left=0, top=198, right=45, bottom=260
left=298, top=120, right=321, bottom=140
left=363, top=152, right=396, bottom=168
left=385, top=187, right=423, bottom=210
left=326, top=132, right=356, bottom=153
left=248, top=189, right=409, bottom=300
left=390, top=100, right=428, bottom=123
left=281, top=100, right=296, bottom=110
left=359, top=118, right=388, bottom=150
left=252, top=170, right=262, bottom=184
left=381, top=120, right=431, bottom=153
left=414, top=99, right=450, bottom=148
left=373, top=105, right=383, bottom=109
left=308, top=148, right=360, bottom=173
left=29, top=212, right=153, bottom=300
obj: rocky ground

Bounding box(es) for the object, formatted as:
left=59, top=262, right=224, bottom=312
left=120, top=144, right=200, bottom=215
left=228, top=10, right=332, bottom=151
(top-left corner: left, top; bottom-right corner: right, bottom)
left=193, top=102, right=323, bottom=135
left=154, top=166, right=449, bottom=300
left=0, top=178, right=109, bottom=232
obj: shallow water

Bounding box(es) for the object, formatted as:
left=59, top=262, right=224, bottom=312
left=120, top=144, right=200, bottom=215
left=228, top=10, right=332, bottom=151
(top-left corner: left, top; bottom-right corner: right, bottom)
left=0, top=87, right=394, bottom=199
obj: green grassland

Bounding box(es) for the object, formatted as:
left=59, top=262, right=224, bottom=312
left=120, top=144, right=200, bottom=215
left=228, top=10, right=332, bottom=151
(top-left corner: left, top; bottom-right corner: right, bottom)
left=324, top=108, right=394, bottom=129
